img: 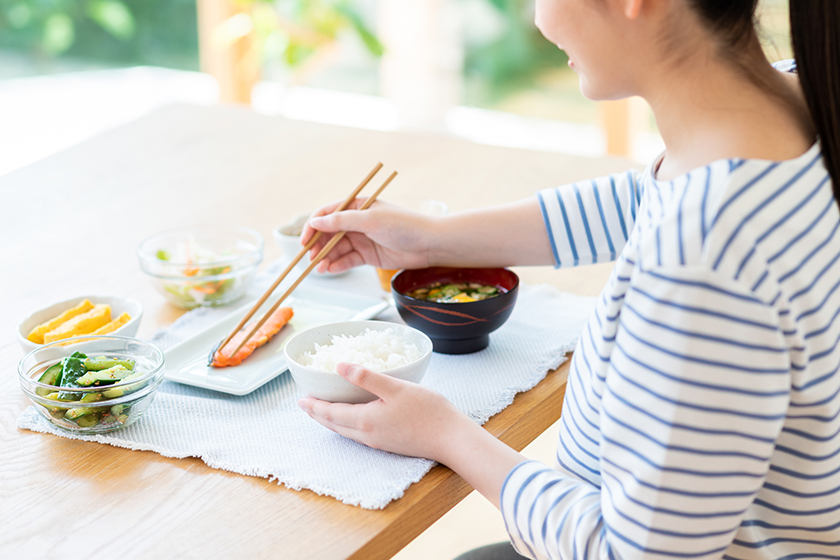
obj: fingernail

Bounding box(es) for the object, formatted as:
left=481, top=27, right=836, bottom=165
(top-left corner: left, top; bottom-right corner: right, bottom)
left=297, top=399, right=310, bottom=411
left=310, top=216, right=324, bottom=227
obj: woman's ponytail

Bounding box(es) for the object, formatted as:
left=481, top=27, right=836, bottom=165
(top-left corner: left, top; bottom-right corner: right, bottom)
left=789, top=1, right=840, bottom=189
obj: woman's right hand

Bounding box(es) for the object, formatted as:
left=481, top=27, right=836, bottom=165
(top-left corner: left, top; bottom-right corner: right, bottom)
left=300, top=198, right=440, bottom=274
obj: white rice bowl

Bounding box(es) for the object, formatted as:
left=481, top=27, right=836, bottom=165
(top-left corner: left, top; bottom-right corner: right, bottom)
left=284, top=321, right=433, bottom=403
left=299, top=328, right=423, bottom=372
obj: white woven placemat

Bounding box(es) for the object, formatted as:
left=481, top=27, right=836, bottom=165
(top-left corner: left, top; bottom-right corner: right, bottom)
left=18, top=262, right=595, bottom=509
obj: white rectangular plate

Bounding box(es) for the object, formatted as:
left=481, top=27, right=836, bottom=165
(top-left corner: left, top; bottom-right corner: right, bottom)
left=163, top=286, right=391, bottom=395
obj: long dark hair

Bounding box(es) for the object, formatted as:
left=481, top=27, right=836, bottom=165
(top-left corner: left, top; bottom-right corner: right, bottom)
left=688, top=0, right=840, bottom=191
left=790, top=2, right=840, bottom=191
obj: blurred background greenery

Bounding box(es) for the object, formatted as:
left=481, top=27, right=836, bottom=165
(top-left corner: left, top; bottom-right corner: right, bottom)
left=0, top=0, right=790, bottom=156
left=0, top=0, right=567, bottom=106
left=0, top=0, right=198, bottom=68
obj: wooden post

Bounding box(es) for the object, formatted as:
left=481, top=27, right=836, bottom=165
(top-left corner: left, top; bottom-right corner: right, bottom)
left=599, top=97, right=648, bottom=157
left=196, top=0, right=260, bottom=104
left=377, top=0, right=463, bottom=127
left=600, top=99, right=630, bottom=157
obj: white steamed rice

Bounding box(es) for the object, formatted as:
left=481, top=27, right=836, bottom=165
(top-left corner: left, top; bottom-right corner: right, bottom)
left=299, top=328, right=422, bottom=372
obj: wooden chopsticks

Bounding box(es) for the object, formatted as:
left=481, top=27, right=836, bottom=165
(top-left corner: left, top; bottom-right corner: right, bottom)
left=210, top=163, right=397, bottom=364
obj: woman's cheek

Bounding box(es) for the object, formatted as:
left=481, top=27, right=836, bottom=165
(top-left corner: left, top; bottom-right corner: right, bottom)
left=534, top=0, right=563, bottom=45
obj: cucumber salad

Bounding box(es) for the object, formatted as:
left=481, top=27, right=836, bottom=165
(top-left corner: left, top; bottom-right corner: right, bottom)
left=36, top=351, right=146, bottom=428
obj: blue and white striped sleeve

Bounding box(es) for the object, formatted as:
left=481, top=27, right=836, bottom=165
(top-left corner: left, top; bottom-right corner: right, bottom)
left=537, top=170, right=643, bottom=268
left=500, top=266, right=791, bottom=560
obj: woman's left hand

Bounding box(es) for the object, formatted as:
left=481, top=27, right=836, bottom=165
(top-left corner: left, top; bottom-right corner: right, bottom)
left=297, top=363, right=470, bottom=462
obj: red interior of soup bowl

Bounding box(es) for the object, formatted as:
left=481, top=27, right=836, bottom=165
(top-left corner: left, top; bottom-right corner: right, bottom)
left=392, top=267, right=519, bottom=296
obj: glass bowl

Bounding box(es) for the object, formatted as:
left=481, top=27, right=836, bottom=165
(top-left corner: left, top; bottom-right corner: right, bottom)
left=18, top=336, right=165, bottom=434
left=137, top=226, right=263, bottom=309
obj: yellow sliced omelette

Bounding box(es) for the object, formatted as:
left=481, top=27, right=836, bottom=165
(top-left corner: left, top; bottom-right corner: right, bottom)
left=57, top=312, right=133, bottom=346
left=43, top=304, right=111, bottom=343
left=27, top=299, right=95, bottom=344
left=91, top=312, right=132, bottom=335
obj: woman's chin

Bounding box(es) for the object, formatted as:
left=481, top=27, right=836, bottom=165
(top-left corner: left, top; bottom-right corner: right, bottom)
left=578, top=79, right=601, bottom=101
left=578, top=78, right=620, bottom=102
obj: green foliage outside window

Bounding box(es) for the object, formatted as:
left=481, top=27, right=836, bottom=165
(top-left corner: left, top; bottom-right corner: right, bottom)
left=463, top=0, right=567, bottom=104
left=0, top=0, right=384, bottom=70
left=0, top=0, right=553, bottom=79
left=246, top=0, right=382, bottom=68
left=0, top=0, right=198, bottom=67
left=0, top=0, right=565, bottom=114
left=0, top=0, right=133, bottom=55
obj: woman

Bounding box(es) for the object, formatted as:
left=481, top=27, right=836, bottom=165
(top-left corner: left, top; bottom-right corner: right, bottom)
left=299, top=1, right=840, bottom=557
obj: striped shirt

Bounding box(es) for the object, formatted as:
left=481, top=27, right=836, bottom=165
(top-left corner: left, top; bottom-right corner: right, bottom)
left=501, top=142, right=840, bottom=559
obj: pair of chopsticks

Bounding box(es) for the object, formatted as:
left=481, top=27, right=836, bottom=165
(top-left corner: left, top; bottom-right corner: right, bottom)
left=210, top=163, right=397, bottom=364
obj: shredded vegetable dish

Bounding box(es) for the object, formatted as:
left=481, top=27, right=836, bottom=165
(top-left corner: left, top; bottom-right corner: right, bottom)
left=156, top=243, right=236, bottom=307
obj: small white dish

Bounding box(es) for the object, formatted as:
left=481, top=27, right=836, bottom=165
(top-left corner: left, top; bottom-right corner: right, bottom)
left=272, top=213, right=347, bottom=277
left=163, top=286, right=391, bottom=395
left=17, top=295, right=143, bottom=354
left=284, top=320, right=433, bottom=404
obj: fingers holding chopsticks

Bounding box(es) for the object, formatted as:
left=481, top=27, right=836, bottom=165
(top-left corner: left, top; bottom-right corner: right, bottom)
left=300, top=197, right=367, bottom=246
left=303, top=203, right=386, bottom=272
left=215, top=163, right=386, bottom=359
left=305, top=199, right=443, bottom=274
left=314, top=232, right=384, bottom=274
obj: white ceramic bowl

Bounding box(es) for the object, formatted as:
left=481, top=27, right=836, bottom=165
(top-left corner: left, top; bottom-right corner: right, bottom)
left=272, top=213, right=346, bottom=277
left=284, top=320, right=433, bottom=403
left=17, top=295, right=143, bottom=354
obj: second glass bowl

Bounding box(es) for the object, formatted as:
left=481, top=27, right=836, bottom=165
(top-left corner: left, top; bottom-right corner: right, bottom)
left=137, top=226, right=263, bottom=309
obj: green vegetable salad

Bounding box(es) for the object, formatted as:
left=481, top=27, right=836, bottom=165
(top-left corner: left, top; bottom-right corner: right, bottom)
left=36, top=351, right=145, bottom=428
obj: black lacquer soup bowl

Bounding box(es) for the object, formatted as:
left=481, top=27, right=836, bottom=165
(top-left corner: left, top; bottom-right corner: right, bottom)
left=391, top=267, right=519, bottom=354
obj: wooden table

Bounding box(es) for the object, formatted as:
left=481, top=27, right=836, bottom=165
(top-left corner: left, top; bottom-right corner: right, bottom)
left=0, top=105, right=630, bottom=559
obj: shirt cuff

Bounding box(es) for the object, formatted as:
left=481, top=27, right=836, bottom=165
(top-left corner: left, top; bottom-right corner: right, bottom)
left=500, top=460, right=550, bottom=559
